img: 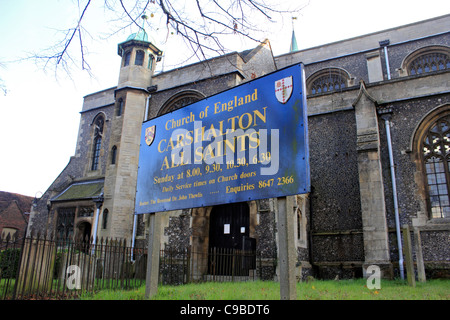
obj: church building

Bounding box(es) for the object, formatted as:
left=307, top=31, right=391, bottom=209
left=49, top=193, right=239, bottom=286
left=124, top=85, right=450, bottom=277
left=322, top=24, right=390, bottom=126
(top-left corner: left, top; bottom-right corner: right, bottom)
left=28, top=14, right=450, bottom=280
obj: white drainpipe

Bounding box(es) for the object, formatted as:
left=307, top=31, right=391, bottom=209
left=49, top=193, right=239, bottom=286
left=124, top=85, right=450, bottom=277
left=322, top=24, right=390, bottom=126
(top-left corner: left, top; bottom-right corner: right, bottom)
left=91, top=193, right=104, bottom=255
left=380, top=110, right=404, bottom=280
left=131, top=214, right=138, bottom=261
left=379, top=40, right=391, bottom=80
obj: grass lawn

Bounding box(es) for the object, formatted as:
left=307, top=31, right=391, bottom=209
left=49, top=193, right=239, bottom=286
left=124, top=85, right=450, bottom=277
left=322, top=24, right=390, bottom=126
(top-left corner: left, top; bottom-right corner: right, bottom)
left=79, top=278, right=449, bottom=300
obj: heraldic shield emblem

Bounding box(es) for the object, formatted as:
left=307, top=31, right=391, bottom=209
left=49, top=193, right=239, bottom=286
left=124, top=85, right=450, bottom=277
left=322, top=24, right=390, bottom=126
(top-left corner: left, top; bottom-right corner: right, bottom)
left=275, top=76, right=293, bottom=104
left=145, top=125, right=156, bottom=146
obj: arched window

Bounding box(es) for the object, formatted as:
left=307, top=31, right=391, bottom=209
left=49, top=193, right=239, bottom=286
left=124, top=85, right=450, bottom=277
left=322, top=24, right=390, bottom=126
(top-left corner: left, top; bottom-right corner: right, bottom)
left=402, top=46, right=450, bottom=76
left=421, top=114, right=450, bottom=219
left=135, top=50, right=145, bottom=66
left=117, top=99, right=124, bottom=116
left=111, top=146, right=117, bottom=165
left=123, top=51, right=131, bottom=67
left=158, top=90, right=205, bottom=116
left=91, top=114, right=104, bottom=171
left=306, top=68, right=353, bottom=95
left=102, top=209, right=109, bottom=229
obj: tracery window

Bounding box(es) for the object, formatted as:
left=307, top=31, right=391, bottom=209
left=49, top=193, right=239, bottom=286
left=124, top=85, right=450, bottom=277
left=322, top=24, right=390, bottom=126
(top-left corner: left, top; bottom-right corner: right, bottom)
left=56, top=207, right=75, bottom=240
left=307, top=68, right=351, bottom=95
left=403, top=46, right=450, bottom=76
left=91, top=114, right=104, bottom=171
left=409, top=52, right=449, bottom=75
left=158, top=90, right=205, bottom=116
left=422, top=114, right=450, bottom=218
left=78, top=207, right=94, bottom=217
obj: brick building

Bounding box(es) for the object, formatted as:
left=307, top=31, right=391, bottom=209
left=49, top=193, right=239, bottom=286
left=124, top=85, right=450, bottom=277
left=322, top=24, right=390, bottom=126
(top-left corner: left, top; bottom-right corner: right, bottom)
left=0, top=192, right=32, bottom=241
left=28, top=14, right=450, bottom=279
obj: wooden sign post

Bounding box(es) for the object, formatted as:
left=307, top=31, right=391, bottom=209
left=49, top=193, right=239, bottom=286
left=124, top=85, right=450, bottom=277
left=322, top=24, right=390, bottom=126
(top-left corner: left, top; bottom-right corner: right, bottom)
left=145, top=213, right=161, bottom=298
left=277, top=196, right=297, bottom=300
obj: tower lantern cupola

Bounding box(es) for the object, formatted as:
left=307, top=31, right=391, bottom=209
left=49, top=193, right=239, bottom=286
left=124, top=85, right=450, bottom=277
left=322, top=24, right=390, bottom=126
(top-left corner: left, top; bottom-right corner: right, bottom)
left=117, top=15, right=163, bottom=89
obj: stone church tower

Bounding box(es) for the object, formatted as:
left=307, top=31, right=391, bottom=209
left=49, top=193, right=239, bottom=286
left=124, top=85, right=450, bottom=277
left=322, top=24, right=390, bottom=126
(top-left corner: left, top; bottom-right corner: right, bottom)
left=26, top=20, right=163, bottom=244
left=101, top=21, right=163, bottom=240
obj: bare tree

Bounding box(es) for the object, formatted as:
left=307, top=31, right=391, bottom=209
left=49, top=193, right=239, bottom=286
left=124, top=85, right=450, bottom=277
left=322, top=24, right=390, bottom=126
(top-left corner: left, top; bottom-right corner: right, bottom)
left=24, top=0, right=307, bottom=75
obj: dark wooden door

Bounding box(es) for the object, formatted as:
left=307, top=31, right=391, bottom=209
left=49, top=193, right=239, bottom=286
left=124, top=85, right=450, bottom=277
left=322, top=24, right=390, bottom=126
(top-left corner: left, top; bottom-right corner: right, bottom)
left=208, top=202, right=253, bottom=276
left=209, top=202, right=249, bottom=250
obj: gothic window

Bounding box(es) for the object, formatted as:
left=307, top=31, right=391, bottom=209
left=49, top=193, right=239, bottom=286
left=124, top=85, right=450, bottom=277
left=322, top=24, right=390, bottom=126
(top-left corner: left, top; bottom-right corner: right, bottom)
left=294, top=195, right=307, bottom=248
left=158, top=90, right=205, bottom=116
left=111, top=145, right=117, bottom=165
left=135, top=50, right=145, bottom=66
left=307, top=68, right=351, bottom=95
left=56, top=207, right=75, bottom=240
left=409, top=53, right=449, bottom=75
left=91, top=114, right=105, bottom=171
left=123, top=51, right=131, bottom=67
left=422, top=114, right=450, bottom=219
left=403, top=46, right=450, bottom=76
left=78, top=207, right=94, bottom=217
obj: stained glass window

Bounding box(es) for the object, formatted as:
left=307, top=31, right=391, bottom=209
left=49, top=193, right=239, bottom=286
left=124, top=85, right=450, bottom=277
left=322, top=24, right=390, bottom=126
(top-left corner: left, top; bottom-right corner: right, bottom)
left=422, top=116, right=450, bottom=218
left=307, top=68, right=349, bottom=95
left=410, top=52, right=449, bottom=75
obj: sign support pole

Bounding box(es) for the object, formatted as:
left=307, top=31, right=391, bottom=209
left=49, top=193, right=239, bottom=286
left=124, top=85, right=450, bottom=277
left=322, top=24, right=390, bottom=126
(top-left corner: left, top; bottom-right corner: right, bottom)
left=145, top=213, right=161, bottom=299
left=277, top=196, right=297, bottom=300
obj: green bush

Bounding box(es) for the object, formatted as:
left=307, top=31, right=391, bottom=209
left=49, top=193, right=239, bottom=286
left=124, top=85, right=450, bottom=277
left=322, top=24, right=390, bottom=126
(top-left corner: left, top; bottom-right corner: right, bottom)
left=0, top=248, right=22, bottom=278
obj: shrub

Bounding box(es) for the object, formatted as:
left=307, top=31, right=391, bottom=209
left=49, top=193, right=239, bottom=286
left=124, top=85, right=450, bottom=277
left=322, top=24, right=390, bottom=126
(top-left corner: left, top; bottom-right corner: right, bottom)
left=0, top=248, right=22, bottom=278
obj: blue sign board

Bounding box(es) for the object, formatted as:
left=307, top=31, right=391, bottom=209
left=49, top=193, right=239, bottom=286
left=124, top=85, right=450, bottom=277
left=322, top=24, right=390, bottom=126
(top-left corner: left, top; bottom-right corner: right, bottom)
left=135, top=63, right=309, bottom=213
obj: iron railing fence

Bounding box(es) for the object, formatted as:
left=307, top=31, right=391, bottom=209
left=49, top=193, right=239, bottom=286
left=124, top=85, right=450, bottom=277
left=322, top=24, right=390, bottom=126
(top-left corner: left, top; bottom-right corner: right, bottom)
left=159, top=247, right=277, bottom=285
left=1, top=233, right=277, bottom=300
left=0, top=233, right=146, bottom=300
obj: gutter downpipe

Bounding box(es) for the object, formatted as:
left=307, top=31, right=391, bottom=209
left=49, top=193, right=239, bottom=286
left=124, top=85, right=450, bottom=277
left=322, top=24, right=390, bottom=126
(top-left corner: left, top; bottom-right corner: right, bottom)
left=131, top=214, right=138, bottom=261
left=380, top=109, right=404, bottom=279
left=91, top=193, right=104, bottom=256
left=379, top=40, right=391, bottom=80
left=144, top=94, right=151, bottom=122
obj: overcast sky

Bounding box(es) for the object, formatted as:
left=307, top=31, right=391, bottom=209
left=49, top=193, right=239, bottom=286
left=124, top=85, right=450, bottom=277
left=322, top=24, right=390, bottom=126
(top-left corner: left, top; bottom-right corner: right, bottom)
left=0, top=0, right=449, bottom=197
